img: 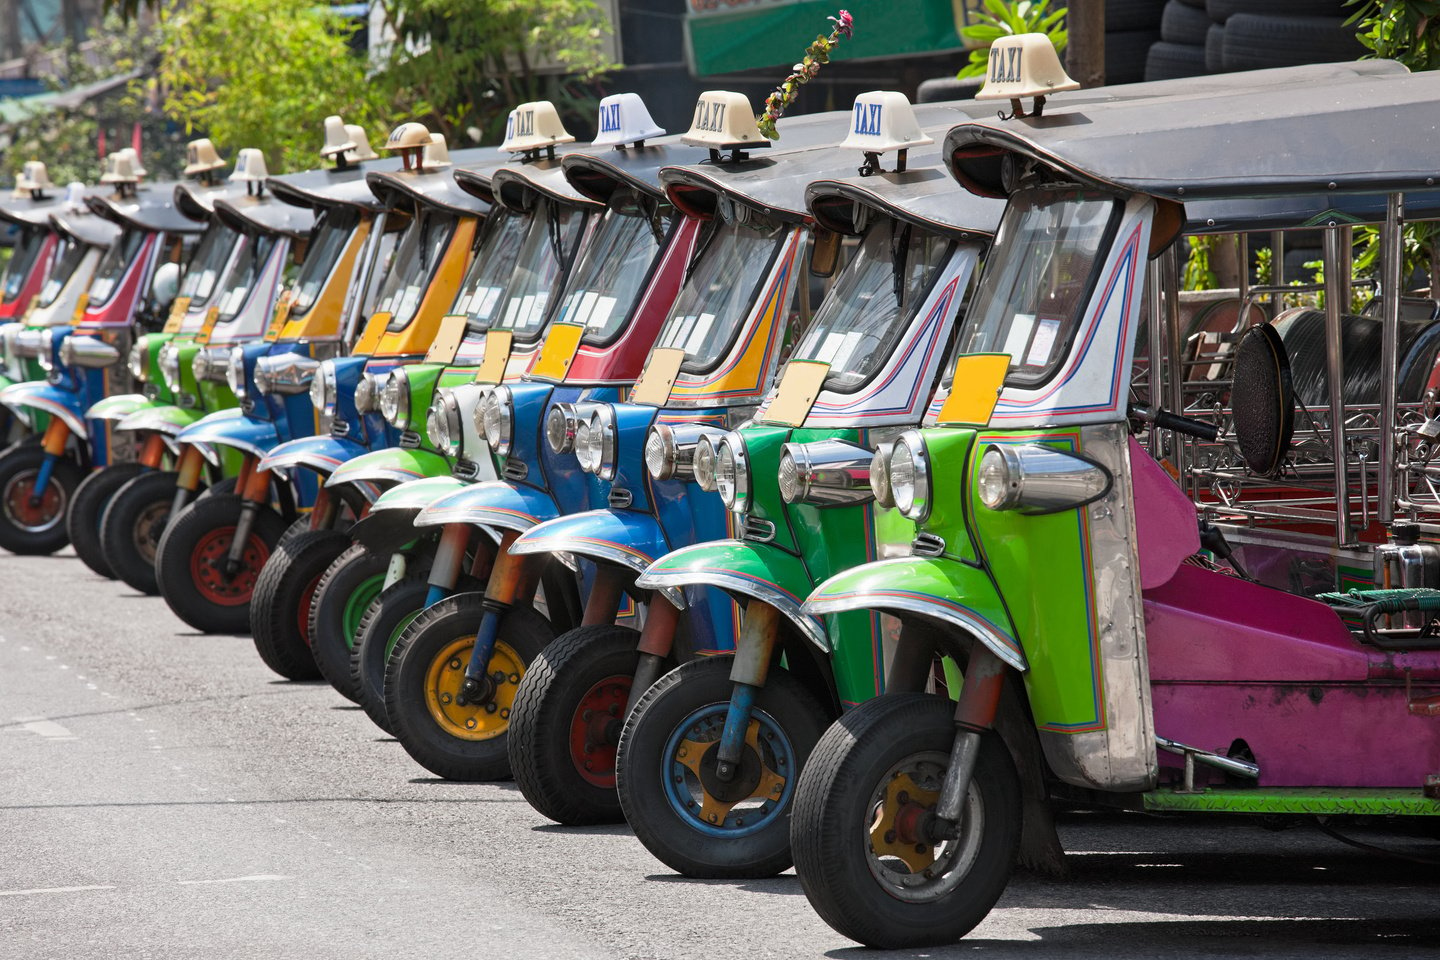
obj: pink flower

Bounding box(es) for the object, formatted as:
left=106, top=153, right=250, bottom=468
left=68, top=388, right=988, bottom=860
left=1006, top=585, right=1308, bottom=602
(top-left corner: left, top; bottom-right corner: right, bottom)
left=829, top=9, right=854, bottom=38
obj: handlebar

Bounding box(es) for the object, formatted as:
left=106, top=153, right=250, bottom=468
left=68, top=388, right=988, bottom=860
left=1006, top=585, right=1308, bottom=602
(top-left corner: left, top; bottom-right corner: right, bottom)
left=1128, top=404, right=1219, bottom=442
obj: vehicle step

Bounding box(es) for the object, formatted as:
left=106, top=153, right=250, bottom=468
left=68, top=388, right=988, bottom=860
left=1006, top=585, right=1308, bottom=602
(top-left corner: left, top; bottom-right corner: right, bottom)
left=1141, top=787, right=1440, bottom=816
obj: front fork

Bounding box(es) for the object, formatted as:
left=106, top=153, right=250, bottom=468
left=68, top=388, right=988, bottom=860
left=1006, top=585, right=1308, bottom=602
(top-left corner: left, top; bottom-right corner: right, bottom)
left=30, top=419, right=71, bottom=501
left=458, top=531, right=542, bottom=706
left=422, top=522, right=497, bottom=607
left=624, top=593, right=682, bottom=717
left=137, top=433, right=167, bottom=470
left=221, top=455, right=272, bottom=578
left=166, top=444, right=208, bottom=529
left=712, top=602, right=782, bottom=783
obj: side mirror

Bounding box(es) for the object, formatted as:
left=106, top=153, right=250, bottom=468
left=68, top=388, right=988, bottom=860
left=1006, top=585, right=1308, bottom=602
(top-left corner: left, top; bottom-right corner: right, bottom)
left=151, top=261, right=180, bottom=305
left=809, top=227, right=841, bottom=279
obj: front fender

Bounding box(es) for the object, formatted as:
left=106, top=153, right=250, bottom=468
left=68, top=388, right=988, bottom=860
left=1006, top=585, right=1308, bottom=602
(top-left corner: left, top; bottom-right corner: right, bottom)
left=805, top=556, right=1026, bottom=672
left=348, top=476, right=474, bottom=553
left=512, top=509, right=668, bottom=577
left=177, top=409, right=280, bottom=466
left=327, top=447, right=452, bottom=490
left=637, top=539, right=825, bottom=652
left=86, top=393, right=155, bottom=422
left=115, top=403, right=206, bottom=437
left=417, top=480, right=558, bottom=534
left=259, top=434, right=368, bottom=477
left=0, top=381, right=86, bottom=439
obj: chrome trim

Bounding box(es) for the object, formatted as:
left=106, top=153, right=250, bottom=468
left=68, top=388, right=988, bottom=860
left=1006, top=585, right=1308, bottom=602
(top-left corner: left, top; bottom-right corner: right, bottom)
left=715, top=430, right=749, bottom=511
left=546, top=402, right=579, bottom=454
left=870, top=441, right=896, bottom=508
left=60, top=335, right=121, bottom=369
left=639, top=564, right=828, bottom=652
left=891, top=429, right=931, bottom=522
left=781, top=438, right=875, bottom=506
left=979, top=443, right=1113, bottom=515
left=645, top=422, right=726, bottom=482
left=742, top=516, right=775, bottom=542
left=608, top=487, right=633, bottom=509
left=911, top=532, right=946, bottom=557
left=805, top=590, right=1027, bottom=672
left=503, top=459, right=528, bottom=481
left=255, top=353, right=319, bottom=395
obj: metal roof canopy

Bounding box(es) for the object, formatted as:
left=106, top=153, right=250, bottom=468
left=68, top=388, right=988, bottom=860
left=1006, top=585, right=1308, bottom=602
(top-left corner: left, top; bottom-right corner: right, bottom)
left=0, top=191, right=66, bottom=228
left=48, top=209, right=121, bottom=248
left=174, top=179, right=253, bottom=223
left=366, top=147, right=500, bottom=217
left=563, top=137, right=714, bottom=205
left=491, top=155, right=603, bottom=213
left=87, top=181, right=203, bottom=234
left=268, top=157, right=404, bottom=213
left=213, top=192, right=317, bottom=240
left=944, top=60, right=1439, bottom=204
left=453, top=142, right=591, bottom=209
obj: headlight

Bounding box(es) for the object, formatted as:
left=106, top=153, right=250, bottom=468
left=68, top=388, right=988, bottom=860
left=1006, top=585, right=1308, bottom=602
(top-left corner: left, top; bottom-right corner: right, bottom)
left=588, top=407, right=617, bottom=481
left=310, top=359, right=337, bottom=414
left=193, top=349, right=211, bottom=382
left=480, top=386, right=513, bottom=455
left=889, top=431, right=930, bottom=521
left=976, top=443, right=1112, bottom=514
left=692, top=434, right=718, bottom=492
left=354, top=372, right=377, bottom=413
left=60, top=335, right=122, bottom=370
left=574, top=418, right=596, bottom=472
left=59, top=337, right=75, bottom=369
left=870, top=441, right=896, bottom=508
left=225, top=345, right=246, bottom=399
left=713, top=432, right=748, bottom=512
left=160, top=343, right=181, bottom=392
left=129, top=343, right=147, bottom=380
left=427, top=389, right=463, bottom=455
left=778, top=439, right=875, bottom=506
left=380, top=368, right=409, bottom=428
left=644, top=423, right=723, bottom=482
left=254, top=361, right=273, bottom=395
left=255, top=353, right=319, bottom=396
left=545, top=402, right=580, bottom=454
left=36, top=328, right=55, bottom=371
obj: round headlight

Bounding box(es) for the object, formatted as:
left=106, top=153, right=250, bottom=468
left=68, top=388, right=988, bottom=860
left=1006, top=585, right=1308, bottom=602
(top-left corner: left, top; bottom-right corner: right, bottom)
left=481, top=386, right=513, bottom=455
left=59, top=337, right=76, bottom=368
left=309, top=359, right=336, bottom=414
left=380, top=368, right=409, bottom=428
left=977, top=446, right=1015, bottom=511
left=590, top=408, right=617, bottom=481
left=37, top=328, right=54, bottom=371
left=644, top=427, right=673, bottom=480
left=354, top=372, right=377, bottom=413
left=426, top=394, right=449, bottom=449
left=693, top=435, right=718, bottom=492
left=193, top=349, right=211, bottom=382
left=128, top=342, right=146, bottom=380
left=545, top=403, right=578, bottom=454
left=889, top=432, right=930, bottom=521
left=870, top=442, right=895, bottom=508
left=225, top=345, right=246, bottom=399
left=777, top=448, right=801, bottom=503
left=160, top=343, right=181, bottom=391
left=574, top=418, right=597, bottom=473
left=714, top=433, right=748, bottom=511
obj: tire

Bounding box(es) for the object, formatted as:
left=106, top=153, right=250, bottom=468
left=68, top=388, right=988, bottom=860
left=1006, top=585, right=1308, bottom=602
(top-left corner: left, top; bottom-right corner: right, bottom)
left=310, top=543, right=389, bottom=703
left=1204, top=22, right=1226, bottom=72
left=509, top=624, right=644, bottom=825
left=615, top=655, right=831, bottom=879
left=1104, top=29, right=1161, bottom=84
left=1160, top=0, right=1211, bottom=44
left=354, top=575, right=431, bottom=733
left=154, top=493, right=288, bottom=634
left=0, top=445, right=83, bottom=555
left=67, top=462, right=145, bottom=578
left=249, top=528, right=349, bottom=681
left=1175, top=0, right=1204, bottom=7
left=1106, top=0, right=1164, bottom=31
left=99, top=470, right=179, bottom=595
left=384, top=592, right=554, bottom=780
left=791, top=694, right=1022, bottom=949
left=276, top=515, right=312, bottom=552
left=1207, top=0, right=1349, bottom=23
left=196, top=476, right=237, bottom=501
left=1222, top=15, right=1365, bottom=71
left=1144, top=40, right=1208, bottom=81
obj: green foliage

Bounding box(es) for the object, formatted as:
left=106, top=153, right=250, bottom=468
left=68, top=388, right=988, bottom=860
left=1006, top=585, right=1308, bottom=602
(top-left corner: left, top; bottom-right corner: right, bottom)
left=1345, top=0, right=1440, bottom=71
left=156, top=0, right=393, bottom=172
left=374, top=0, right=618, bottom=143
left=1183, top=236, right=1219, bottom=291
left=958, top=0, right=1068, bottom=80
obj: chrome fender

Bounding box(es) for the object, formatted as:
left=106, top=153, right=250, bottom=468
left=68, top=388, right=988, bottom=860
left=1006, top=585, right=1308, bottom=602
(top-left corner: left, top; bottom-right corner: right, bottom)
left=326, top=447, right=452, bottom=490
left=0, top=381, right=87, bottom=439
left=417, top=480, right=557, bottom=534
left=86, top=393, right=155, bottom=422
left=115, top=403, right=205, bottom=437
left=347, top=476, right=481, bottom=553
left=177, top=409, right=280, bottom=466
left=258, top=434, right=368, bottom=476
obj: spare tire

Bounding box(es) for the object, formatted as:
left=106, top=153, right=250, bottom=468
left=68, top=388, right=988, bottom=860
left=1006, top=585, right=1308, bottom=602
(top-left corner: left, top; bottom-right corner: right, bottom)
left=1107, top=0, right=1166, bottom=31
left=1161, top=0, right=1213, bottom=44
left=1106, top=30, right=1162, bottom=84
left=1223, top=15, right=1366, bottom=71
left=1208, top=0, right=1349, bottom=23
left=1204, top=23, right=1226, bottom=71
left=1145, top=41, right=1208, bottom=81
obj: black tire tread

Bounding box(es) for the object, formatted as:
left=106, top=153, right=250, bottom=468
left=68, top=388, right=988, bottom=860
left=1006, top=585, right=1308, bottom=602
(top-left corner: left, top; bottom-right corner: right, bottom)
left=67, top=462, right=144, bottom=578
left=1160, top=0, right=1212, bottom=45
left=154, top=493, right=288, bottom=634
left=250, top=528, right=349, bottom=681
left=1222, top=14, right=1365, bottom=71
left=310, top=543, right=388, bottom=703
left=0, top=445, right=82, bottom=555
left=99, top=469, right=178, bottom=595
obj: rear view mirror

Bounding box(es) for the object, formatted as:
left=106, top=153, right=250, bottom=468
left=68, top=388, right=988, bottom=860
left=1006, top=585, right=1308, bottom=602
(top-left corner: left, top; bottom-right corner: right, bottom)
left=810, top=227, right=841, bottom=278
left=150, top=261, right=180, bottom=305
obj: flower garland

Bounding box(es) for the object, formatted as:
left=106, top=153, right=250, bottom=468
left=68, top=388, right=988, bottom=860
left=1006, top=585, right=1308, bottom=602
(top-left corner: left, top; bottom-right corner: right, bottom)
left=756, top=10, right=855, bottom=140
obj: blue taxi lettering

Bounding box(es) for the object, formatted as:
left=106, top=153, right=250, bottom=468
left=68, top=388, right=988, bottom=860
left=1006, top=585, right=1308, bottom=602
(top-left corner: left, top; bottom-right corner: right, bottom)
left=694, top=100, right=726, bottom=133
left=600, top=102, right=622, bottom=133
left=504, top=114, right=515, bottom=141
left=852, top=101, right=884, bottom=137
left=989, top=45, right=1023, bottom=84
left=514, top=110, right=535, bottom=137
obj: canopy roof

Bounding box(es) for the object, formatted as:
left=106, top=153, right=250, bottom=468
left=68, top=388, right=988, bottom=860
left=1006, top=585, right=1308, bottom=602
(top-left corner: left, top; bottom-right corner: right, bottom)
left=269, top=157, right=403, bottom=213
left=214, top=193, right=317, bottom=239
left=48, top=209, right=121, bottom=248
left=562, top=137, right=713, bottom=205
left=174, top=180, right=252, bottom=222
left=366, top=147, right=499, bottom=217
left=87, top=181, right=203, bottom=234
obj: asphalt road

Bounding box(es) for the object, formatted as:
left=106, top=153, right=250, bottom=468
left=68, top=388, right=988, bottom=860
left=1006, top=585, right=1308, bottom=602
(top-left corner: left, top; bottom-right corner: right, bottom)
left=1, top=549, right=1437, bottom=959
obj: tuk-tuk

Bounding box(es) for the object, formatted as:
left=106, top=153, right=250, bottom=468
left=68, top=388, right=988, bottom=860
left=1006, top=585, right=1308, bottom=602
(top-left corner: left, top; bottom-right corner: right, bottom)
left=0, top=162, right=68, bottom=333
left=789, top=37, right=1440, bottom=948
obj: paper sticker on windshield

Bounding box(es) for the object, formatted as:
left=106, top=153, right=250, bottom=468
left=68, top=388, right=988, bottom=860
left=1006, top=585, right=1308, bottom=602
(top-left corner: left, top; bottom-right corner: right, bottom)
left=473, top=329, right=513, bottom=385
left=937, top=354, right=1010, bottom=426
left=1024, top=318, right=1060, bottom=368
left=762, top=360, right=830, bottom=427
left=529, top=322, right=585, bottom=380
left=426, top=315, right=469, bottom=364
left=163, top=296, right=191, bottom=334
left=631, top=347, right=686, bottom=406
left=195, top=306, right=221, bottom=345
left=263, top=295, right=293, bottom=343
left=353, top=312, right=391, bottom=355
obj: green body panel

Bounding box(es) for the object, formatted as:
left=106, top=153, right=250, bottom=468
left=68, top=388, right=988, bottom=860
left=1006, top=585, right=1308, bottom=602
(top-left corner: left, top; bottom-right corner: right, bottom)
left=400, top=363, right=443, bottom=452
left=437, top=364, right=478, bottom=390
left=735, top=425, right=795, bottom=552
left=196, top=378, right=238, bottom=413
left=1142, top=788, right=1440, bottom=816
left=123, top=404, right=209, bottom=430
left=647, top=538, right=814, bottom=609
left=371, top=475, right=468, bottom=511
left=88, top=393, right=158, bottom=421
left=329, top=446, right=451, bottom=488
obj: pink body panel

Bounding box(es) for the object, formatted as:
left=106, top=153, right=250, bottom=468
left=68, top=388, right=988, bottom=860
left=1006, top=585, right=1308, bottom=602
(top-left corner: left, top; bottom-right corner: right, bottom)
left=78, top=233, right=157, bottom=328
left=1131, top=437, right=1199, bottom=590
left=0, top=233, right=58, bottom=320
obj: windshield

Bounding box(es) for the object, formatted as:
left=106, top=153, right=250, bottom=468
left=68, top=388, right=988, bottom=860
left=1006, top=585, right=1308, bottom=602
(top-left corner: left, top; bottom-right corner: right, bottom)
left=377, top=208, right=459, bottom=331
left=558, top=189, right=667, bottom=345
left=951, top=187, right=1118, bottom=387
left=2, top=225, right=47, bottom=303
left=654, top=215, right=786, bottom=372
left=450, top=206, right=527, bottom=332
left=493, top=196, right=587, bottom=343
left=289, top=206, right=360, bottom=318
left=36, top=237, right=88, bottom=308
left=213, top=232, right=277, bottom=320
left=86, top=227, right=148, bottom=308
left=178, top=223, right=240, bottom=308
left=792, top=219, right=954, bottom=392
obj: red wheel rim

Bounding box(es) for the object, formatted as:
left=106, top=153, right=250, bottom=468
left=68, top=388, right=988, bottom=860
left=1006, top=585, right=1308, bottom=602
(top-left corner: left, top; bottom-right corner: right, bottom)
left=568, top=675, right=631, bottom=788
left=189, top=527, right=271, bottom=606
left=296, top=573, right=323, bottom=647
left=3, top=470, right=63, bottom=532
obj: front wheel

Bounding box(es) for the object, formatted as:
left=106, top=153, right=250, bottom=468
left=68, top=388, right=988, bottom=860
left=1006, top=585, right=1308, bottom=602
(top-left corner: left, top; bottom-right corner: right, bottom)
left=310, top=543, right=390, bottom=703
left=384, top=592, right=553, bottom=780
left=615, top=655, right=830, bottom=879
left=99, top=470, right=179, bottom=595
left=509, top=624, right=643, bottom=826
left=249, top=529, right=349, bottom=680
left=154, top=494, right=287, bottom=634
left=0, top=445, right=83, bottom=555
left=67, top=462, right=145, bottom=578
left=790, top=693, right=1021, bottom=949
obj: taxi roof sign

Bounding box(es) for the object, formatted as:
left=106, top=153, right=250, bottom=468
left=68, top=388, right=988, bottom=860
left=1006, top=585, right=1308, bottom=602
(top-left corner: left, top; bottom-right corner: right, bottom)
left=839, top=91, right=933, bottom=155
left=183, top=138, right=226, bottom=177
left=501, top=101, right=577, bottom=154
left=384, top=122, right=434, bottom=152
left=422, top=133, right=452, bottom=169
left=975, top=33, right=1079, bottom=114
left=100, top=151, right=139, bottom=185
left=15, top=160, right=55, bottom=192
left=592, top=93, right=665, bottom=148
left=228, top=148, right=269, bottom=183
left=321, top=115, right=380, bottom=164
left=680, top=91, right=769, bottom=153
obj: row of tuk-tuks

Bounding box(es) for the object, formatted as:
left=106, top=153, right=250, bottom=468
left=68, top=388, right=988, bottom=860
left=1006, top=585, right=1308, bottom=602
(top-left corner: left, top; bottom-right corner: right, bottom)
left=2, top=34, right=1437, bottom=948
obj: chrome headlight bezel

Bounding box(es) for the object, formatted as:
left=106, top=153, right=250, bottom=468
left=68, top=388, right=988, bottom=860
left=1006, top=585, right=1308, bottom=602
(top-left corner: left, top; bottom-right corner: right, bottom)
left=977, top=443, right=1113, bottom=515
left=889, top=430, right=931, bottom=522
left=869, top=441, right=896, bottom=508
left=309, top=359, right=338, bottom=413
left=159, top=342, right=182, bottom=392
left=36, top=328, right=55, bottom=371
left=777, top=439, right=875, bottom=506
left=380, top=368, right=410, bottom=428
left=480, top=385, right=514, bottom=456
left=353, top=371, right=378, bottom=414
left=427, top=388, right=464, bottom=455
left=646, top=423, right=727, bottom=482
left=713, top=431, right=749, bottom=512
left=254, top=353, right=319, bottom=396
left=59, top=334, right=121, bottom=370
left=589, top=406, right=617, bottom=481
left=225, top=345, right=246, bottom=399
left=545, top=402, right=580, bottom=454
left=128, top=342, right=147, bottom=381
left=692, top=434, right=719, bottom=492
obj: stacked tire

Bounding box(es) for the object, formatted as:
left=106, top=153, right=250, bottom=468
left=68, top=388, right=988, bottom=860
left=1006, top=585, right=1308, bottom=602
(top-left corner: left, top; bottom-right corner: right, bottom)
left=1147, top=0, right=1364, bottom=81
left=1104, top=0, right=1166, bottom=85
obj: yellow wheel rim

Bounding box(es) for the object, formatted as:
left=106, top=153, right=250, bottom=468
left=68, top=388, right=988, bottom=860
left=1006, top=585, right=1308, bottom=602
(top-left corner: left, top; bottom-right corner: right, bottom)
left=423, top=637, right=524, bottom=742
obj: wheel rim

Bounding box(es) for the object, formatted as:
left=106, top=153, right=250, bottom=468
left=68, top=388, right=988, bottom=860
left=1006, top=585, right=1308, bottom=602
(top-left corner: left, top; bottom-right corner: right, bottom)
left=342, top=575, right=385, bottom=651
left=131, top=502, right=168, bottom=564
left=568, top=675, right=631, bottom=788
left=3, top=468, right=65, bottom=533
left=863, top=749, right=985, bottom=903
left=422, top=637, right=524, bottom=742
left=189, top=527, right=271, bottom=606
left=661, top=703, right=795, bottom=838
